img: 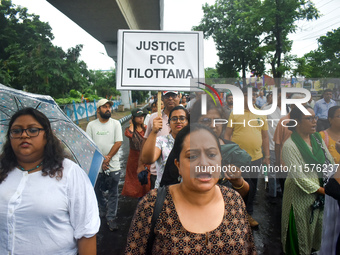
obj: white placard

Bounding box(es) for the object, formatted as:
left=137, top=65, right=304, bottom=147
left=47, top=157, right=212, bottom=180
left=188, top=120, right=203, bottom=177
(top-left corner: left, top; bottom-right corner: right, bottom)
left=116, top=30, right=204, bottom=91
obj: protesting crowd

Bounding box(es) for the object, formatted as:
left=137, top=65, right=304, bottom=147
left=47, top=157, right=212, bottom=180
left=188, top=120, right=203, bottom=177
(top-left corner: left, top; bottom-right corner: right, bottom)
left=1, top=87, right=340, bottom=255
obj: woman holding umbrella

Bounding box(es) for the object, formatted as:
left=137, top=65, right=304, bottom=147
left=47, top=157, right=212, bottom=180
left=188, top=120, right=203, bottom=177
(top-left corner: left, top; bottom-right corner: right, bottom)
left=0, top=108, right=99, bottom=255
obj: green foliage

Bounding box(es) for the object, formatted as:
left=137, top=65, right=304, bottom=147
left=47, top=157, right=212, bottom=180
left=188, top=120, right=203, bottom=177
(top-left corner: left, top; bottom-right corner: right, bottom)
left=205, top=68, right=222, bottom=78
left=294, top=27, right=340, bottom=79
left=194, top=0, right=319, bottom=84
left=0, top=1, right=120, bottom=101
left=54, top=97, right=81, bottom=105
left=261, top=0, right=319, bottom=82
left=54, top=88, right=100, bottom=106
left=132, top=91, right=149, bottom=103
left=88, top=69, right=120, bottom=97
left=194, top=0, right=265, bottom=82
left=69, top=89, right=82, bottom=98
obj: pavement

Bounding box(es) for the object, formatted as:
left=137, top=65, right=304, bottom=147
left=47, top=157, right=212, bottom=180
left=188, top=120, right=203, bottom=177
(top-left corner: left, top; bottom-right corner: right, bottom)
left=97, top=121, right=284, bottom=255
left=76, top=107, right=285, bottom=254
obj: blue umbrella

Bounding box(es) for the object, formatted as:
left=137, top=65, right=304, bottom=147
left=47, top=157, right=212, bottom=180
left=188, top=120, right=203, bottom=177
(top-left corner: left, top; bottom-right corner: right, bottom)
left=0, top=84, right=103, bottom=186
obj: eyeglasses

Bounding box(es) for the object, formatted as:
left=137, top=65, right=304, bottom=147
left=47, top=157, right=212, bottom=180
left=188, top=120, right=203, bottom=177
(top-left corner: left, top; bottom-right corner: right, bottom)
left=163, top=94, right=178, bottom=99
left=169, top=116, right=187, bottom=123
left=10, top=128, right=45, bottom=139
left=302, top=116, right=318, bottom=122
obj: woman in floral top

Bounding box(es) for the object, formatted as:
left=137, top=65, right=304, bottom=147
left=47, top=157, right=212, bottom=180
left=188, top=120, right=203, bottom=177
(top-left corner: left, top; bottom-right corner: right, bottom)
left=141, top=106, right=189, bottom=188
left=126, top=124, right=256, bottom=254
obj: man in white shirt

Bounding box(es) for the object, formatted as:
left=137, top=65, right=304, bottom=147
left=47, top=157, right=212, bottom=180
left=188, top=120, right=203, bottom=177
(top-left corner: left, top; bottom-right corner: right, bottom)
left=86, top=99, right=123, bottom=231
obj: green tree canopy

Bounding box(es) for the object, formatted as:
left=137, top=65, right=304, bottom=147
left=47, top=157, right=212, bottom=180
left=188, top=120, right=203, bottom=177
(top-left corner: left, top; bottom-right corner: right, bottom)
left=0, top=1, right=119, bottom=100
left=261, top=0, right=319, bottom=83
left=194, top=0, right=319, bottom=86
left=294, top=27, right=340, bottom=79
left=88, top=69, right=120, bottom=98
left=194, top=0, right=265, bottom=86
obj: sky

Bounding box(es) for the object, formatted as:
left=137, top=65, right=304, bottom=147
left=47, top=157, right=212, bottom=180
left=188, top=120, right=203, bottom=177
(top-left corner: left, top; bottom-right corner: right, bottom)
left=10, top=0, right=340, bottom=73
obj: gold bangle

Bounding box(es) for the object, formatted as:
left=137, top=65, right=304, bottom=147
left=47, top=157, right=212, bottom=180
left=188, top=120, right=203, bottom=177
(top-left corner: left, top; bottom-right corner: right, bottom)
left=232, top=180, right=244, bottom=190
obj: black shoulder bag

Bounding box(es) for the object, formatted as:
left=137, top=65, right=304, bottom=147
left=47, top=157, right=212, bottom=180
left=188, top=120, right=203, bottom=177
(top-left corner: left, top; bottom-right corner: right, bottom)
left=146, top=186, right=167, bottom=254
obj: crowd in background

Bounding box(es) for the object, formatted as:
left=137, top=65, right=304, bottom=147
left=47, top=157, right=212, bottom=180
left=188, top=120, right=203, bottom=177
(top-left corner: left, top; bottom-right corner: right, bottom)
left=121, top=88, right=340, bottom=254
left=1, top=86, right=340, bottom=254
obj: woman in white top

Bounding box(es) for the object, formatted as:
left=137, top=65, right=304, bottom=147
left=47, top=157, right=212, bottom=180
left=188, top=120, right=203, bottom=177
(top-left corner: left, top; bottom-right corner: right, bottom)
left=0, top=108, right=100, bottom=255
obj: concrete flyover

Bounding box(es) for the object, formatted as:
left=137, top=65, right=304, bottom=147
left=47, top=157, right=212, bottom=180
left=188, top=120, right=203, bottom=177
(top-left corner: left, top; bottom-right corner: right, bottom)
left=47, top=0, right=163, bottom=60
left=47, top=0, right=164, bottom=108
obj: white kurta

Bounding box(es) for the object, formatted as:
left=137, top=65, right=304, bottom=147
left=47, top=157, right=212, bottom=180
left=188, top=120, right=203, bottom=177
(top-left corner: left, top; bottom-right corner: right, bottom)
left=0, top=159, right=100, bottom=255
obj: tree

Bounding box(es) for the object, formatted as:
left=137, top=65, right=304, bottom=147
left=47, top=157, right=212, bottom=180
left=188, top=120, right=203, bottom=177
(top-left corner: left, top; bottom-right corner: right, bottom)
left=0, top=1, right=100, bottom=98
left=205, top=67, right=222, bottom=78
left=194, top=0, right=265, bottom=86
left=194, top=0, right=319, bottom=86
left=260, top=0, right=319, bottom=85
left=316, top=28, right=340, bottom=78
left=88, top=69, right=120, bottom=98
left=132, top=91, right=149, bottom=104
left=293, top=27, right=340, bottom=87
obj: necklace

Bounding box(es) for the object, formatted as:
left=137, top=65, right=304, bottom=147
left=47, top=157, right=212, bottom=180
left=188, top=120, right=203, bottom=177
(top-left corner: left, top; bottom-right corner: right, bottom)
left=18, top=161, right=43, bottom=173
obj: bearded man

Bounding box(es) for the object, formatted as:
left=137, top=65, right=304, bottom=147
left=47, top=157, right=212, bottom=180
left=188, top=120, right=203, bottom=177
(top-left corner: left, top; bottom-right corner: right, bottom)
left=86, top=99, right=123, bottom=231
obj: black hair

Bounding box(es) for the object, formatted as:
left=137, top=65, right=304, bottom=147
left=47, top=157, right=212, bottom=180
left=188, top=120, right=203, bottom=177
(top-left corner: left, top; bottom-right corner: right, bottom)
left=168, top=106, right=190, bottom=125
left=172, top=124, right=221, bottom=162
left=226, top=94, right=233, bottom=99
left=132, top=115, right=146, bottom=132
left=287, top=105, right=313, bottom=131
left=320, top=89, right=333, bottom=99
left=328, top=106, right=340, bottom=122
left=0, top=108, right=65, bottom=183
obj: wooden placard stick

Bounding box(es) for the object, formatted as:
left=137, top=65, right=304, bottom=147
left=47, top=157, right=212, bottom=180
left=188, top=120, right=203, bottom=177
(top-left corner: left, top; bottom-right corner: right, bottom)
left=157, top=91, right=162, bottom=117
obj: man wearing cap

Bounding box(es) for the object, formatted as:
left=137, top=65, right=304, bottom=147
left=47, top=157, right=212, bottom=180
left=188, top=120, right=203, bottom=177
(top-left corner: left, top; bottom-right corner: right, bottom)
left=144, top=91, right=180, bottom=136
left=86, top=99, right=123, bottom=231
left=143, top=91, right=180, bottom=188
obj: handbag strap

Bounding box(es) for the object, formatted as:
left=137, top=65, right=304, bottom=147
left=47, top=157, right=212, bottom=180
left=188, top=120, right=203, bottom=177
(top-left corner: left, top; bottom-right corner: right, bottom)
left=313, top=134, right=331, bottom=165
left=313, top=134, right=332, bottom=185
left=146, top=186, right=167, bottom=254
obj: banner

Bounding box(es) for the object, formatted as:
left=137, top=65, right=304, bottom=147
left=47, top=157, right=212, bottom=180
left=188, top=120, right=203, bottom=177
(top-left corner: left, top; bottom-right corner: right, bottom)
left=117, top=30, right=204, bottom=91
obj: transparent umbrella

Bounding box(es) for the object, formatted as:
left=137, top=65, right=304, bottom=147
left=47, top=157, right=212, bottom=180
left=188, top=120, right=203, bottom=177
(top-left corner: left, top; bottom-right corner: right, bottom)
left=0, top=84, right=103, bottom=186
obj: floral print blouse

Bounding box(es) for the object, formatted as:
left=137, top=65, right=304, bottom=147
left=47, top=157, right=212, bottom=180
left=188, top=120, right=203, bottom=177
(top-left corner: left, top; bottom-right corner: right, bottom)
left=125, top=185, right=257, bottom=254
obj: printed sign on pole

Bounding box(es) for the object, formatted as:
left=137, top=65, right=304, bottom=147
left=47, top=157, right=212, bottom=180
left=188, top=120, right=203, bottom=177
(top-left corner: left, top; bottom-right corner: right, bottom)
left=116, top=30, right=204, bottom=91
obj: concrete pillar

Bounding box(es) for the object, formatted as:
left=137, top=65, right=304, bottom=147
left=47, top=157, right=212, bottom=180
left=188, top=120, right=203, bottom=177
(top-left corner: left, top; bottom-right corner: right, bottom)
left=120, top=90, right=132, bottom=109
